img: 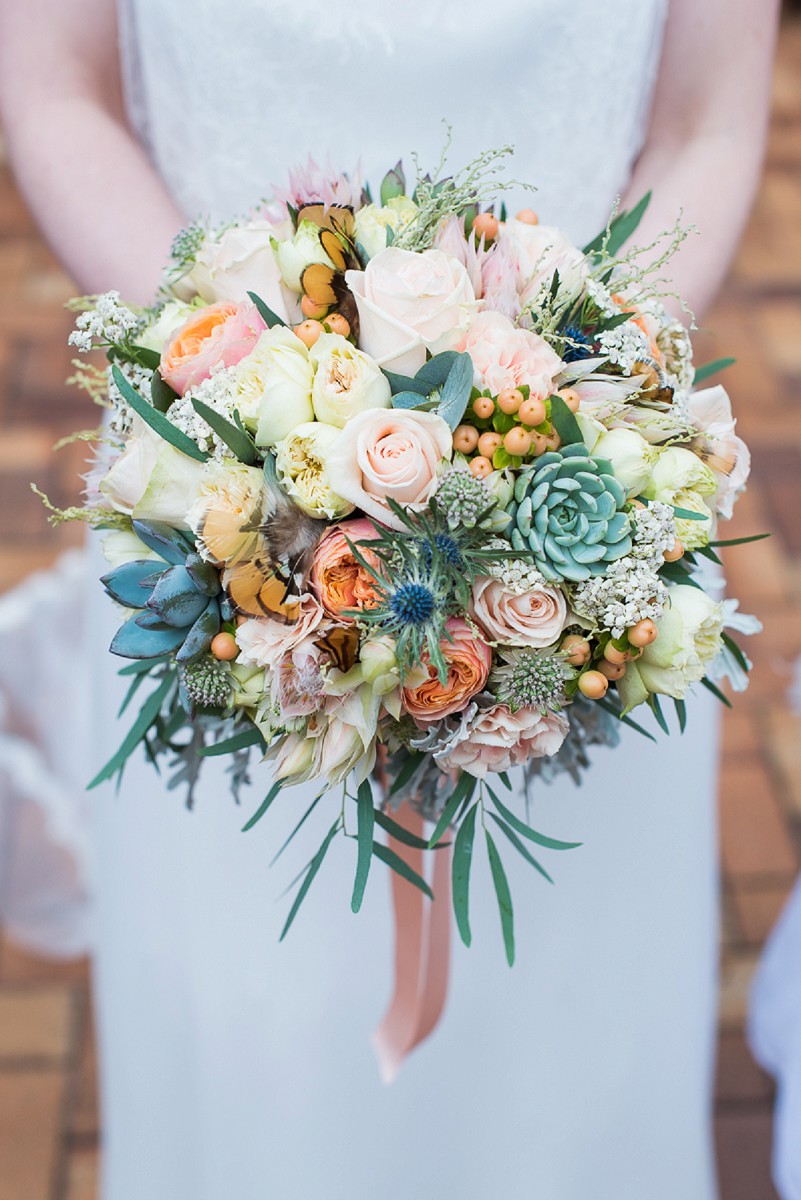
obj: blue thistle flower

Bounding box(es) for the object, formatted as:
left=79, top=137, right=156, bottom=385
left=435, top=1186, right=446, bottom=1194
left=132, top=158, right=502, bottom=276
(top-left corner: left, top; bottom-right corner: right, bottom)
left=389, top=582, right=436, bottom=626
left=559, top=324, right=596, bottom=362
left=419, top=533, right=464, bottom=570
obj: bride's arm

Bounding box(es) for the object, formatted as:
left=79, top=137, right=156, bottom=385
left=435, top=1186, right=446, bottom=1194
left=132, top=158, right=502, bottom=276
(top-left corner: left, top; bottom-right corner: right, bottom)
left=622, top=0, right=780, bottom=320
left=0, top=0, right=184, bottom=304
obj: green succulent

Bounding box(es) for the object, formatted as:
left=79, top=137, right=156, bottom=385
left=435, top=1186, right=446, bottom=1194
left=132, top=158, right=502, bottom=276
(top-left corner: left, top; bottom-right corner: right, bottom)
left=505, top=445, right=632, bottom=582
left=101, top=519, right=230, bottom=664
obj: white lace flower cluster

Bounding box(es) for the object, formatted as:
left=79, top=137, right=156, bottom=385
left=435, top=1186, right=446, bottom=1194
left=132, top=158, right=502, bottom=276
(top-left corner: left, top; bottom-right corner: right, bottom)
left=68, top=291, right=140, bottom=352
left=486, top=539, right=548, bottom=593
left=166, top=368, right=239, bottom=460
left=106, top=361, right=150, bottom=438
left=597, top=321, right=653, bottom=373
left=656, top=316, right=694, bottom=391
left=584, top=278, right=619, bottom=318
left=572, top=502, right=675, bottom=638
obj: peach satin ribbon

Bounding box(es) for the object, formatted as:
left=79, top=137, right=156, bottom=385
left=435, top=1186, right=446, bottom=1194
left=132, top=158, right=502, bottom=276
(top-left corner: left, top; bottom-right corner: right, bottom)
left=372, top=804, right=452, bottom=1084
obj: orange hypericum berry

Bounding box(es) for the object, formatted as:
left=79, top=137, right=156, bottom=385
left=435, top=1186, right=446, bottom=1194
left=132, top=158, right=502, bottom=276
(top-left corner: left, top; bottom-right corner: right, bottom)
left=599, top=659, right=626, bottom=681
left=544, top=432, right=562, bottom=451
left=452, top=425, right=480, bottom=454
left=477, top=431, right=503, bottom=458
left=503, top=426, right=532, bottom=457
left=516, top=208, right=539, bottom=225
left=578, top=670, right=609, bottom=700
left=294, top=319, right=324, bottom=348
left=325, top=312, right=351, bottom=338
left=301, top=295, right=329, bottom=320
left=473, top=212, right=500, bottom=241
left=663, top=540, right=685, bottom=562
left=211, top=632, right=239, bottom=661
left=558, top=387, right=581, bottom=413
left=497, top=387, right=524, bottom=415
left=472, top=395, right=495, bottom=419
left=603, top=643, right=629, bottom=665
left=518, top=396, right=547, bottom=426
left=560, top=634, right=591, bottom=667
left=531, top=433, right=549, bottom=457
left=628, top=618, right=658, bottom=648
left=469, top=455, right=494, bottom=478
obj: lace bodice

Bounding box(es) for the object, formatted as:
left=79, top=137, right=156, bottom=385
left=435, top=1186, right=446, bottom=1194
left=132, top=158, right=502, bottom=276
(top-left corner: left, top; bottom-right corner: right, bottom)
left=118, top=0, right=667, bottom=242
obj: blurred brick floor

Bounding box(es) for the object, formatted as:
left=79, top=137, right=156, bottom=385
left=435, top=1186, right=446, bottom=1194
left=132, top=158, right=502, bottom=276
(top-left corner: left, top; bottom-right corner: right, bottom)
left=1, top=24, right=801, bottom=1200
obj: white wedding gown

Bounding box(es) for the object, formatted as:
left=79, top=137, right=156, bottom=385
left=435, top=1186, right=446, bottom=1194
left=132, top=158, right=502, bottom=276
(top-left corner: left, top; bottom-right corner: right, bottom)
left=4, top=0, right=724, bottom=1197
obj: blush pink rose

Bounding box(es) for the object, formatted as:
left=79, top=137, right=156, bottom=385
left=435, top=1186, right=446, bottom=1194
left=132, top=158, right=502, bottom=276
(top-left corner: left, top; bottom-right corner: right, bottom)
left=471, top=576, right=568, bottom=648
left=402, top=617, right=491, bottom=723
left=345, top=246, right=477, bottom=375
left=326, top=408, right=452, bottom=531
left=456, top=311, right=562, bottom=399
left=160, top=300, right=266, bottom=396
left=437, top=703, right=570, bottom=778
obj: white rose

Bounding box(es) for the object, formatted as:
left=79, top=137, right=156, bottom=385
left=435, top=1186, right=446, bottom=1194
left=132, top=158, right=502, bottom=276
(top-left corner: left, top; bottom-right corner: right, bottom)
left=101, top=529, right=162, bottom=568
left=354, top=196, right=418, bottom=259
left=688, top=385, right=751, bottom=520
left=308, top=332, right=391, bottom=427
left=188, top=221, right=292, bottom=321
left=137, top=300, right=197, bottom=353
left=644, top=445, right=717, bottom=549
left=619, top=584, right=724, bottom=710
left=99, top=416, right=207, bottom=529
left=345, top=247, right=477, bottom=375
left=274, top=220, right=335, bottom=293
left=593, top=428, right=660, bottom=497
left=274, top=421, right=355, bottom=519
left=233, top=327, right=315, bottom=447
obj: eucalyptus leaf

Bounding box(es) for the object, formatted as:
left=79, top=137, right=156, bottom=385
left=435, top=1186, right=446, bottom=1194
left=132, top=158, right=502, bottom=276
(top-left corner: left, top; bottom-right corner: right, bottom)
left=241, top=781, right=282, bottom=832
left=693, top=357, right=736, bottom=386
left=247, top=291, right=287, bottom=328
left=701, top=677, right=733, bottom=708
left=488, top=813, right=555, bottom=883
left=452, top=802, right=478, bottom=947
left=190, top=398, right=258, bottom=465
left=279, top=819, right=340, bottom=941
left=549, top=394, right=583, bottom=446
left=351, top=780, right=375, bottom=913
left=150, top=369, right=178, bottom=414
left=372, top=842, right=434, bottom=900
left=428, top=772, right=475, bottom=848
left=88, top=672, right=175, bottom=788
left=199, top=726, right=266, bottom=757
left=485, top=829, right=515, bottom=967
left=487, top=790, right=581, bottom=851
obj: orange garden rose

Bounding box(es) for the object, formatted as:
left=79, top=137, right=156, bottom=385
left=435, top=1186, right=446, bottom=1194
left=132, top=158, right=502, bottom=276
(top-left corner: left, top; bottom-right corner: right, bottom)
left=160, top=300, right=265, bottom=395
left=310, top=519, right=382, bottom=622
left=402, top=617, right=492, bottom=723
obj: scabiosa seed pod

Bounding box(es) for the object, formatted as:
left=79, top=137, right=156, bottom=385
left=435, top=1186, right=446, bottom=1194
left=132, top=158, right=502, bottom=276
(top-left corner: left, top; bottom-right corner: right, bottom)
left=433, top=466, right=493, bottom=530
left=180, top=657, right=233, bottom=709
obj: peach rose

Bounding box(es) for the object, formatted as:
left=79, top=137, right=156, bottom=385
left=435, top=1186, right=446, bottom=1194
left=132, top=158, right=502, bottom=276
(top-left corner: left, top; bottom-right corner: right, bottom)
left=437, top=703, right=570, bottom=778
left=160, top=300, right=265, bottom=396
left=326, top=408, right=452, bottom=531
left=345, top=247, right=477, bottom=375
left=235, top=594, right=325, bottom=671
left=457, top=310, right=562, bottom=400
left=471, top=576, right=568, bottom=648
left=310, top=518, right=382, bottom=622
left=402, top=618, right=491, bottom=723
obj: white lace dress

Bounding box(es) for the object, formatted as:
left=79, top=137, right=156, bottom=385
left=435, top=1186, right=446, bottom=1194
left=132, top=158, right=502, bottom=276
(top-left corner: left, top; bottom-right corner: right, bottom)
left=13, top=1, right=726, bottom=1196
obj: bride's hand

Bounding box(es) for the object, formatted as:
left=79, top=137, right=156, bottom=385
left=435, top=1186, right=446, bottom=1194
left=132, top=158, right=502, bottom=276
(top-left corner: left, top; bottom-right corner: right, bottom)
left=0, top=0, right=185, bottom=304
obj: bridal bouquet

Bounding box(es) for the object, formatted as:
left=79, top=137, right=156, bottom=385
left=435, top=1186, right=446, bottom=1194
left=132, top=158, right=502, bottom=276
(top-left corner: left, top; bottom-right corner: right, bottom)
left=52, top=150, right=760, bottom=959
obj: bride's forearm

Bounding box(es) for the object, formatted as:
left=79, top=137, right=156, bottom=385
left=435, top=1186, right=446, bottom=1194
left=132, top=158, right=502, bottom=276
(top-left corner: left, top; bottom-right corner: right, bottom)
left=0, top=0, right=184, bottom=306
left=621, top=0, right=779, bottom=323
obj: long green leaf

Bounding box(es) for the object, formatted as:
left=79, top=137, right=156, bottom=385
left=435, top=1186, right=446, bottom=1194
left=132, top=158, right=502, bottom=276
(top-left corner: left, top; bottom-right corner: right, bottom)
left=596, top=696, right=657, bottom=742
left=111, top=366, right=209, bottom=462
left=241, top=781, right=282, bottom=832
left=428, top=772, right=475, bottom=848
left=648, top=693, right=670, bottom=736
left=351, top=780, right=375, bottom=913
left=701, top=677, right=733, bottom=708
left=693, top=357, right=735, bottom=386
left=117, top=655, right=172, bottom=676
left=709, top=532, right=770, bottom=548
left=374, top=808, right=449, bottom=851
left=583, top=191, right=652, bottom=257
left=452, top=803, right=479, bottom=947
left=485, top=830, right=515, bottom=967
left=372, top=842, right=434, bottom=900
left=279, top=819, right=340, bottom=941
left=549, top=393, right=583, bottom=446
left=199, top=726, right=266, bottom=756
left=722, top=631, right=751, bottom=674
left=487, top=790, right=581, bottom=851
left=88, top=673, right=174, bottom=788
left=673, top=698, right=687, bottom=734
left=247, top=291, right=287, bottom=328
left=672, top=505, right=708, bottom=522
left=488, top=813, right=554, bottom=884
left=270, top=792, right=324, bottom=867
left=117, top=669, right=146, bottom=718
left=388, top=751, right=424, bottom=797
left=190, top=398, right=258, bottom=465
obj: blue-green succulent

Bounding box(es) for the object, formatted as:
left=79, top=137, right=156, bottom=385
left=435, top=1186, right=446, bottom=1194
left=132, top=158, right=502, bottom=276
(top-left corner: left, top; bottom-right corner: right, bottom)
left=505, top=445, right=632, bottom=582
left=101, top=519, right=230, bottom=663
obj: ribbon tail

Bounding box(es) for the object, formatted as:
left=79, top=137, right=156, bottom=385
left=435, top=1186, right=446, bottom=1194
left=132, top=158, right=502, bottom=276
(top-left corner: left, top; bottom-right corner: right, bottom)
left=372, top=803, right=452, bottom=1084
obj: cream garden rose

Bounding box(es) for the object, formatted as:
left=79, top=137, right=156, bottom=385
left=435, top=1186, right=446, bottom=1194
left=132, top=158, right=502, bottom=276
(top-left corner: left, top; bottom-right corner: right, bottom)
left=309, top=332, right=391, bottom=427
left=345, top=246, right=477, bottom=375
left=644, top=445, right=718, bottom=549
left=274, top=421, right=355, bottom=519
left=618, top=584, right=724, bottom=709
left=274, top=220, right=335, bottom=293
left=100, top=415, right=207, bottom=529
left=326, top=407, right=453, bottom=530
left=187, top=220, right=292, bottom=321
left=592, top=428, right=659, bottom=497
left=233, top=326, right=315, bottom=447
left=353, top=196, right=418, bottom=259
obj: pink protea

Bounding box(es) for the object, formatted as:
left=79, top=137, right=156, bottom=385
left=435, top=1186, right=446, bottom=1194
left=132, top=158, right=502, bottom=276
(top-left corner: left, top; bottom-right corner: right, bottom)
left=480, top=233, right=523, bottom=321
left=274, top=155, right=364, bottom=214
left=433, top=216, right=490, bottom=298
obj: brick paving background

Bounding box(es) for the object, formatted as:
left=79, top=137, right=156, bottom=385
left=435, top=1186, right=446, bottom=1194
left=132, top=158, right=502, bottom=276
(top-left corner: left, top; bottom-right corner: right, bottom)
left=0, top=21, right=800, bottom=1200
